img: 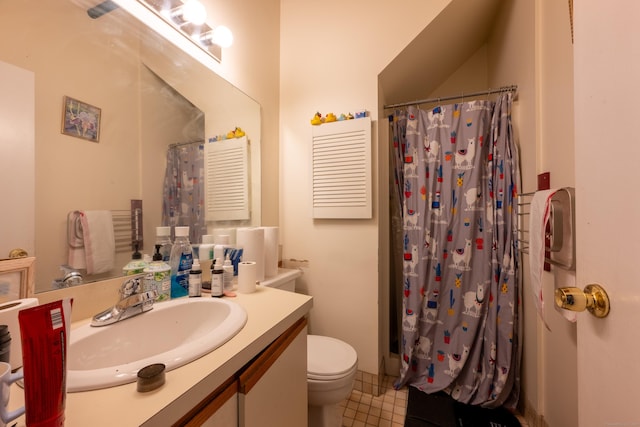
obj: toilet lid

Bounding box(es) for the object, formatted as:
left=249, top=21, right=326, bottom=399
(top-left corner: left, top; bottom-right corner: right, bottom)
left=307, top=335, right=358, bottom=380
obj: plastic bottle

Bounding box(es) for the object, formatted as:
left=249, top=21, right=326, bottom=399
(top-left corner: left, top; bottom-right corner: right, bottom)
left=123, top=243, right=147, bottom=275
left=169, top=226, right=193, bottom=298
left=144, top=245, right=171, bottom=301
left=156, top=226, right=173, bottom=262
left=223, top=254, right=234, bottom=292
left=211, top=258, right=224, bottom=297
left=199, top=243, right=214, bottom=290
left=189, top=259, right=202, bottom=297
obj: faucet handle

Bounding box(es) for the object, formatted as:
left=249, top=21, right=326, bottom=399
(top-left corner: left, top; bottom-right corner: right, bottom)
left=120, top=274, right=144, bottom=299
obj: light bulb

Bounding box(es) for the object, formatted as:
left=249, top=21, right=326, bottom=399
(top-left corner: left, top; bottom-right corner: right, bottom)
left=182, top=0, right=207, bottom=25
left=212, top=25, right=233, bottom=48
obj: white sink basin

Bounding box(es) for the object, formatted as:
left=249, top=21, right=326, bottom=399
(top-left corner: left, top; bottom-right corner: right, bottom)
left=67, top=297, right=247, bottom=392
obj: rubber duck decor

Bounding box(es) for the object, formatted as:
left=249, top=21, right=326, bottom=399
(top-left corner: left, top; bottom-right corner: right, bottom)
left=208, top=127, right=246, bottom=142
left=310, top=111, right=359, bottom=125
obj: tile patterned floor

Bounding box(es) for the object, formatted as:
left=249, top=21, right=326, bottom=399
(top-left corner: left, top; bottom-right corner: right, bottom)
left=341, top=375, right=407, bottom=427
left=340, top=374, right=529, bottom=427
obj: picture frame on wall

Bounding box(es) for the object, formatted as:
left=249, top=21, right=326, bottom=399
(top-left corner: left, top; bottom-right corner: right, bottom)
left=0, top=257, right=35, bottom=303
left=61, top=95, right=101, bottom=142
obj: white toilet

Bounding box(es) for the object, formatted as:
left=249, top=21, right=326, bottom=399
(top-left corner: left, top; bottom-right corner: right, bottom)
left=261, top=269, right=358, bottom=427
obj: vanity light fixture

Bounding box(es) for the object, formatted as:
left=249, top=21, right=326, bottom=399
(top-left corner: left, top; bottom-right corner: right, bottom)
left=111, top=0, right=233, bottom=66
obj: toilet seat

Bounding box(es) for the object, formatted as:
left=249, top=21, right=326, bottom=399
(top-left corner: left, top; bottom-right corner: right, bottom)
left=307, top=335, right=358, bottom=381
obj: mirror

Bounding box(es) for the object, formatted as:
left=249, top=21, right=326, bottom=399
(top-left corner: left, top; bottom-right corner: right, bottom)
left=0, top=0, right=261, bottom=293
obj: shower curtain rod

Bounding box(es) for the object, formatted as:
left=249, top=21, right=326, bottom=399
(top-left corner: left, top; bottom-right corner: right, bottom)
left=168, top=139, right=205, bottom=149
left=383, top=84, right=518, bottom=109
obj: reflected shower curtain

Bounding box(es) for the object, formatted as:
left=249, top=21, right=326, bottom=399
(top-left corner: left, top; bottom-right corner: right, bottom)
left=162, top=143, right=207, bottom=244
left=393, top=93, right=521, bottom=408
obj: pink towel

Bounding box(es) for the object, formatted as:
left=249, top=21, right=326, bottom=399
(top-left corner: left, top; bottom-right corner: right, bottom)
left=67, top=210, right=115, bottom=274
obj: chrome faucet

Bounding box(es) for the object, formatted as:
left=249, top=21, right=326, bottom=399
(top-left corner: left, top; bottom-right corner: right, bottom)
left=51, top=265, right=83, bottom=289
left=91, top=275, right=158, bottom=327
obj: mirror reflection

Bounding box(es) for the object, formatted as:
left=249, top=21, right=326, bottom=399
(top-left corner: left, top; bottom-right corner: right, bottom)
left=0, top=0, right=261, bottom=293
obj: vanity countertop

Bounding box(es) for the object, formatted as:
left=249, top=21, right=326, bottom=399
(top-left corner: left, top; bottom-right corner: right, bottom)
left=9, top=285, right=313, bottom=426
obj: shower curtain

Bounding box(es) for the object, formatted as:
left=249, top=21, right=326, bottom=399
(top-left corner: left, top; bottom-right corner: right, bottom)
left=392, top=92, right=521, bottom=409
left=162, top=142, right=207, bottom=244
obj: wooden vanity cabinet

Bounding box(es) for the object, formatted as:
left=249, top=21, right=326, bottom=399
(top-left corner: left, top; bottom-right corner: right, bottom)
left=175, top=317, right=308, bottom=427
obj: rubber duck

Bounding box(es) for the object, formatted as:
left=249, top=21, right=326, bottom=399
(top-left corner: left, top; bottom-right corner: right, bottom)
left=325, top=112, right=337, bottom=123
left=310, top=112, right=323, bottom=126
left=233, top=127, right=246, bottom=138
left=338, top=113, right=347, bottom=121
left=346, top=112, right=354, bottom=120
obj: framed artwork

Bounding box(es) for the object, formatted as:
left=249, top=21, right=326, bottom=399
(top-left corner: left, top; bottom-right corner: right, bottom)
left=0, top=257, right=35, bottom=302
left=61, top=96, right=101, bottom=142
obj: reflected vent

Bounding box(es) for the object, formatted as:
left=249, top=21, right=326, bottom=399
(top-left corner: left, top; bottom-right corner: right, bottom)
left=205, top=136, right=250, bottom=221
left=312, top=117, right=371, bottom=219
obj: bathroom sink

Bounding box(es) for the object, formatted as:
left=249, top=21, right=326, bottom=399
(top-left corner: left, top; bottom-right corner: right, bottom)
left=66, top=297, right=247, bottom=392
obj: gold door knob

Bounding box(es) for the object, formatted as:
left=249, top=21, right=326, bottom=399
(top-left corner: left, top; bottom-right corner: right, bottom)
left=554, top=284, right=610, bottom=318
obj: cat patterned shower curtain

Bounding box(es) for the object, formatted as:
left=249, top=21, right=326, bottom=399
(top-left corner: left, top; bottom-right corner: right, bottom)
left=392, top=92, right=522, bottom=408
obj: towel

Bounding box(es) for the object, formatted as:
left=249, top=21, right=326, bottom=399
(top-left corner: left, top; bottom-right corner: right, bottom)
left=67, top=210, right=115, bottom=274
left=529, top=190, right=556, bottom=329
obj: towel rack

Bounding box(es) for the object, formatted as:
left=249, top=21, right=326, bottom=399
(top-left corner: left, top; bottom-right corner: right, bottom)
left=517, top=187, right=575, bottom=270
left=112, top=199, right=143, bottom=253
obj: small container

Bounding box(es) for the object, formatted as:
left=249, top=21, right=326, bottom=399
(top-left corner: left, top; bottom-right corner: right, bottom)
left=199, top=243, right=214, bottom=290
left=223, top=254, right=234, bottom=292
left=211, top=258, right=224, bottom=297
left=189, top=259, right=202, bottom=297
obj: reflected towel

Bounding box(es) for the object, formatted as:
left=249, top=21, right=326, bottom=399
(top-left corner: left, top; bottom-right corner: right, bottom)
left=67, top=210, right=115, bottom=274
left=529, top=189, right=557, bottom=328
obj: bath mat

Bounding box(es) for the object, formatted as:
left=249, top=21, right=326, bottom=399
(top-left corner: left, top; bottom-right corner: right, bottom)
left=405, top=386, right=521, bottom=427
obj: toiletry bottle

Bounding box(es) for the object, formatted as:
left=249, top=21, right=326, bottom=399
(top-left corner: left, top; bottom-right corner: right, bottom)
left=223, top=254, right=234, bottom=292
left=156, top=226, right=173, bottom=262
left=144, top=245, right=172, bottom=301
left=211, top=258, right=224, bottom=297
left=189, top=259, right=202, bottom=297
left=123, top=243, right=147, bottom=275
left=199, top=243, right=213, bottom=290
left=169, top=226, right=193, bottom=298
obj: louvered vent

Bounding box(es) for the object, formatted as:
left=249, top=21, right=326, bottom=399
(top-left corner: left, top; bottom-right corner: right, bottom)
left=204, top=136, right=250, bottom=221
left=312, top=117, right=371, bottom=219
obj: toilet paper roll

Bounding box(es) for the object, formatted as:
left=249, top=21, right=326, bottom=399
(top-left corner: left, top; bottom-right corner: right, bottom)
left=262, top=226, right=279, bottom=278
left=212, top=228, right=236, bottom=245
left=236, top=227, right=265, bottom=282
left=238, top=262, right=257, bottom=294
left=0, top=298, right=39, bottom=369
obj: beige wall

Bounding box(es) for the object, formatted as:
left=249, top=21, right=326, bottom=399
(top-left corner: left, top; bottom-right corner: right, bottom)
left=0, top=1, right=143, bottom=283
left=536, top=0, right=577, bottom=426
left=200, top=0, right=282, bottom=227
left=279, top=0, right=450, bottom=375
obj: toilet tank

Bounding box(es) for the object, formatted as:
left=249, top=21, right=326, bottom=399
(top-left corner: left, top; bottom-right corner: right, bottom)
left=261, top=268, right=302, bottom=292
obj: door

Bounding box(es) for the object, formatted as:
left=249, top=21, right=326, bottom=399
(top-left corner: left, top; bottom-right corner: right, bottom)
left=574, top=2, right=640, bottom=426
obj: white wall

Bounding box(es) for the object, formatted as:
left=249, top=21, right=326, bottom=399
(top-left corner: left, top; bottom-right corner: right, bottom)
left=279, top=0, right=450, bottom=375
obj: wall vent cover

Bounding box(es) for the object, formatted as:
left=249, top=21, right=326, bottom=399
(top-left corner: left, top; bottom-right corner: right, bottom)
left=205, top=136, right=250, bottom=221
left=312, top=117, right=371, bottom=219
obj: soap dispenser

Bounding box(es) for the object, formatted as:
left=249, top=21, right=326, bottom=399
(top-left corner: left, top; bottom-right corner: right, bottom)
left=123, top=242, right=147, bottom=276
left=143, top=245, right=171, bottom=301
